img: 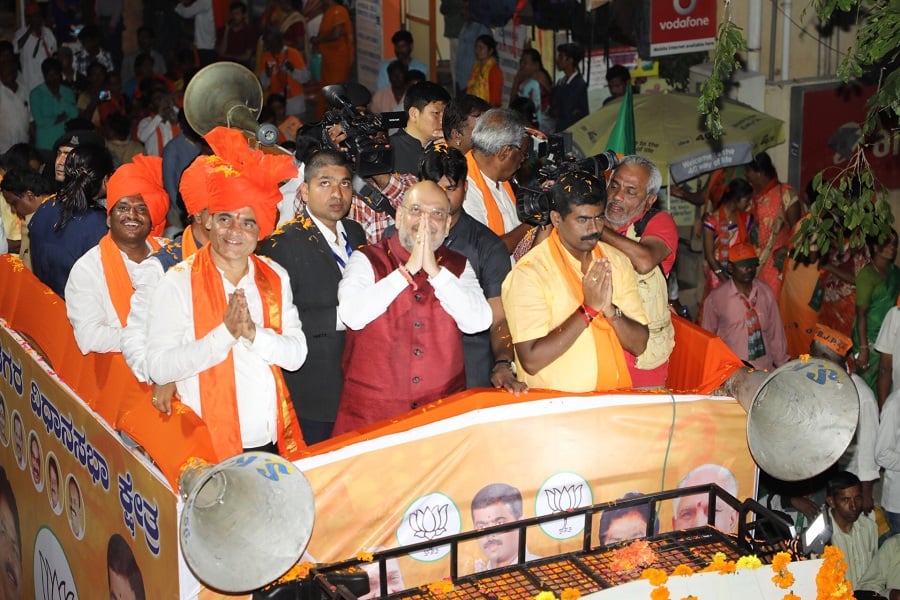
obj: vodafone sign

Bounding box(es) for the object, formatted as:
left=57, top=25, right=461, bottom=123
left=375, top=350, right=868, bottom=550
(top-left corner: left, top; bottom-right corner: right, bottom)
left=639, top=0, right=718, bottom=57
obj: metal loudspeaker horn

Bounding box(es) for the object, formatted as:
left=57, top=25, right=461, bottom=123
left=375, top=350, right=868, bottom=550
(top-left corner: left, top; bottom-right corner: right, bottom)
left=179, top=452, right=315, bottom=593
left=183, top=62, right=279, bottom=146
left=716, top=358, right=859, bottom=482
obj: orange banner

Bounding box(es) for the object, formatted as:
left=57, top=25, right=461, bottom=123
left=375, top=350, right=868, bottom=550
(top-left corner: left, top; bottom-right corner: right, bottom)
left=295, top=391, right=758, bottom=591
left=0, top=325, right=180, bottom=598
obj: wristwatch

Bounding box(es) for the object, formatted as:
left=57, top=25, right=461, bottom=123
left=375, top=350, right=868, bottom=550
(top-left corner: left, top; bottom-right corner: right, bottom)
left=492, top=359, right=517, bottom=376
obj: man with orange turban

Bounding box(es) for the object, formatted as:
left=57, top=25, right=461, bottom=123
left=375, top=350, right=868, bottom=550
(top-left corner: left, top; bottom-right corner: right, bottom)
left=122, top=153, right=218, bottom=389
left=64, top=155, right=168, bottom=355
left=144, top=160, right=307, bottom=459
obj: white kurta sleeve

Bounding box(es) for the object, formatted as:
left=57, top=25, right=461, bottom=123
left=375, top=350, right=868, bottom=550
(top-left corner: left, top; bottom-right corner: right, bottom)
left=430, top=261, right=492, bottom=334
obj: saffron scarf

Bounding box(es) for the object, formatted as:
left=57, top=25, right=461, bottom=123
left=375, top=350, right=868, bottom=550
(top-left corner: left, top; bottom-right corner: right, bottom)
left=546, top=229, right=633, bottom=390
left=189, top=245, right=305, bottom=459
left=465, top=150, right=515, bottom=236
left=98, top=234, right=161, bottom=327
left=181, top=224, right=200, bottom=258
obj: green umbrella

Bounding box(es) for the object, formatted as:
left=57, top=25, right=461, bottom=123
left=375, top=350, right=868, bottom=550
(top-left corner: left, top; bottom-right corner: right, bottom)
left=567, top=91, right=785, bottom=183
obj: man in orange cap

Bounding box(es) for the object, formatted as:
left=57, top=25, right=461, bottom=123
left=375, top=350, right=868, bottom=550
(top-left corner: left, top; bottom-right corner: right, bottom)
left=122, top=154, right=216, bottom=395
left=809, top=323, right=880, bottom=516
left=64, top=155, right=168, bottom=355
left=701, top=242, right=789, bottom=370
left=144, top=162, right=307, bottom=459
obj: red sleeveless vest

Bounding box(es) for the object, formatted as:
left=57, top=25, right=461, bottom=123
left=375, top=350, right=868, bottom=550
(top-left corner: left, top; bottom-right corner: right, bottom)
left=334, top=235, right=468, bottom=435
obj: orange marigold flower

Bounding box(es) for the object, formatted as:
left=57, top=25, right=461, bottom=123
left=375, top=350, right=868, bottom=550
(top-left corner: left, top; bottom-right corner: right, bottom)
left=427, top=580, right=454, bottom=596
left=783, top=594, right=801, bottom=600
left=560, top=589, right=581, bottom=600
left=641, top=568, right=669, bottom=586
left=356, top=551, right=374, bottom=562
left=772, top=571, right=795, bottom=589
left=671, top=564, right=695, bottom=577
left=650, top=586, right=671, bottom=600
left=772, top=552, right=792, bottom=572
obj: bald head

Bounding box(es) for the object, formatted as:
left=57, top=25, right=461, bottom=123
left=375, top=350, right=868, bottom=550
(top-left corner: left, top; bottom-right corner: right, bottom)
left=397, top=181, right=452, bottom=251
left=672, top=464, right=739, bottom=533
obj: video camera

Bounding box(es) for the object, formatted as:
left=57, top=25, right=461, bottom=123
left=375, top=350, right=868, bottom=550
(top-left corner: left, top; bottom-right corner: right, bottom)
left=516, top=132, right=619, bottom=227
left=320, top=85, right=405, bottom=179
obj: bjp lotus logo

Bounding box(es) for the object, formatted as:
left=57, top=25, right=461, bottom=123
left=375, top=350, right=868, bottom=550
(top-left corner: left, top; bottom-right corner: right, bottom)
left=535, top=472, right=593, bottom=540
left=396, top=492, right=462, bottom=562
left=408, top=504, right=449, bottom=540
left=544, top=483, right=584, bottom=535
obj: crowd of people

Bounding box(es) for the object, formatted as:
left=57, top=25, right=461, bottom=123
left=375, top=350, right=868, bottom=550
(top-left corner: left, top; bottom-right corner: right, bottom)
left=2, top=1, right=900, bottom=597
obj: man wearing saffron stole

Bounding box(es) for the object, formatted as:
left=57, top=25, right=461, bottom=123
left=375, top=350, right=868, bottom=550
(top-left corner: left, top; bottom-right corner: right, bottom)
left=65, top=154, right=169, bottom=355
left=501, top=172, right=648, bottom=393
left=122, top=153, right=216, bottom=400
left=334, top=180, right=492, bottom=435
left=145, top=162, right=307, bottom=458
left=462, top=108, right=532, bottom=255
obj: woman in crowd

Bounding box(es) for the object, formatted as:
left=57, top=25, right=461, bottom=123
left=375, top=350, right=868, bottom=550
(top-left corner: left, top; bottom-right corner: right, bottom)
left=467, top=34, right=502, bottom=107
left=0, top=168, right=55, bottom=269
left=745, top=151, right=802, bottom=299
left=853, top=230, right=900, bottom=391
left=701, top=178, right=756, bottom=296
left=312, top=0, right=354, bottom=119
left=27, top=144, right=113, bottom=298
left=510, top=48, right=552, bottom=132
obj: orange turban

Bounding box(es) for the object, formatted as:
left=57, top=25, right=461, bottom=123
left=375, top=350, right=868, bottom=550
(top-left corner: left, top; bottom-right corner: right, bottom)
left=205, top=162, right=281, bottom=239
left=106, top=155, right=169, bottom=237
left=813, top=323, right=852, bottom=357
left=178, top=155, right=226, bottom=217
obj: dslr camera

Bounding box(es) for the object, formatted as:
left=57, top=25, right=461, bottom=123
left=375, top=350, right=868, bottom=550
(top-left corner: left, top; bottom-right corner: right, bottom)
left=516, top=132, right=619, bottom=227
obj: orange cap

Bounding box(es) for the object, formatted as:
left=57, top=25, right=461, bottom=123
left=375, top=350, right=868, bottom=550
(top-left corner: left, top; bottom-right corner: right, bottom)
left=728, top=242, right=759, bottom=266
left=106, top=155, right=168, bottom=237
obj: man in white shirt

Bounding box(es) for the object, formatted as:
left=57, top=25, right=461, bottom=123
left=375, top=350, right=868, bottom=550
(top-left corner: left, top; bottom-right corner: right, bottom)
left=174, top=0, right=217, bottom=65
left=13, top=4, right=56, bottom=92
left=136, top=89, right=178, bottom=157
left=145, top=163, right=307, bottom=458
left=0, top=58, right=32, bottom=154
left=463, top=108, right=531, bottom=254
left=335, top=180, right=492, bottom=435
left=65, top=156, right=170, bottom=355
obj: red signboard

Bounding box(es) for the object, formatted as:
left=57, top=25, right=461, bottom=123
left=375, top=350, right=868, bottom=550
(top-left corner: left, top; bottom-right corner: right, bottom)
left=639, top=0, right=717, bottom=57
left=790, top=82, right=900, bottom=191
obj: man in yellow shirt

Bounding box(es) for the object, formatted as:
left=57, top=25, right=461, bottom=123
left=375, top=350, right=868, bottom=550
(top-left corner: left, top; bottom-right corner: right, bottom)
left=501, top=172, right=648, bottom=392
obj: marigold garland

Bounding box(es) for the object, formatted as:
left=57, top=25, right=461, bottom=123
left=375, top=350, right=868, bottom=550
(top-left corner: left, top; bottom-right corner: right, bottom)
left=534, top=592, right=557, bottom=600
left=426, top=579, right=454, bottom=596
left=700, top=552, right=736, bottom=574
left=641, top=568, right=669, bottom=586
left=771, top=551, right=795, bottom=589
left=559, top=589, right=582, bottom=600
left=650, top=586, right=671, bottom=600
left=671, top=564, right=695, bottom=577
left=816, top=546, right=853, bottom=600
left=355, top=551, right=374, bottom=562
left=735, top=555, right=762, bottom=570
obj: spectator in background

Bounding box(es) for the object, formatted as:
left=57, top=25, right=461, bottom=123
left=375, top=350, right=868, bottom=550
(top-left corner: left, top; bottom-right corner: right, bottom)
left=104, top=113, right=144, bottom=168
left=28, top=144, right=113, bottom=297
left=76, top=61, right=109, bottom=124
left=551, top=42, right=588, bottom=132
left=266, top=93, right=303, bottom=144
left=14, top=2, right=57, bottom=93
left=161, top=110, right=205, bottom=237
left=259, top=28, right=311, bottom=120
left=217, top=1, right=260, bottom=69
left=466, top=35, right=503, bottom=107
left=30, top=58, right=79, bottom=161
left=377, top=30, right=428, bottom=91
left=602, top=64, right=631, bottom=106
left=73, top=26, right=115, bottom=81
left=389, top=81, right=450, bottom=175
left=57, top=45, right=77, bottom=89
left=125, top=53, right=174, bottom=102
left=175, top=0, right=218, bottom=66
left=0, top=54, right=32, bottom=155
left=137, top=89, right=179, bottom=157
left=510, top=48, right=553, bottom=132
left=855, top=231, right=900, bottom=395
left=312, top=0, right=354, bottom=117
left=370, top=60, right=408, bottom=114
left=455, top=0, right=489, bottom=97
left=121, top=26, right=167, bottom=86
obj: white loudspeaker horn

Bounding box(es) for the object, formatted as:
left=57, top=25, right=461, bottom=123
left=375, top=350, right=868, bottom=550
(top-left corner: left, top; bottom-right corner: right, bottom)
left=179, top=452, right=315, bottom=592
left=717, top=357, right=860, bottom=482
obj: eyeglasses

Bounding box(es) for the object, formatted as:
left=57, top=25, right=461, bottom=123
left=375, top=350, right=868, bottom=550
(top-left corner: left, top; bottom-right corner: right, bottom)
left=401, top=203, right=448, bottom=222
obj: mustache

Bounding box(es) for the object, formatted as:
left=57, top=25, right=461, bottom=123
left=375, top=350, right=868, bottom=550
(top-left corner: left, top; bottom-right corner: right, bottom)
left=580, top=233, right=602, bottom=242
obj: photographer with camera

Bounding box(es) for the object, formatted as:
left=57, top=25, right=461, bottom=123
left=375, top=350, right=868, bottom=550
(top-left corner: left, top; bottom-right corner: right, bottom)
left=390, top=81, right=450, bottom=175
left=464, top=108, right=532, bottom=254
left=501, top=172, right=648, bottom=393
left=597, top=156, right=677, bottom=388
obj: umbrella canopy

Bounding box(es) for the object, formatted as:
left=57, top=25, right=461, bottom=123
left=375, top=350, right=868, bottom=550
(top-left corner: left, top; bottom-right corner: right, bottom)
left=567, top=92, right=785, bottom=184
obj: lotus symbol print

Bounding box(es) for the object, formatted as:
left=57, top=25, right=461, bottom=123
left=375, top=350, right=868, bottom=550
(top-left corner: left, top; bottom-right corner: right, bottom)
left=396, top=492, right=462, bottom=562
left=408, top=504, right=449, bottom=540
left=544, top=483, right=584, bottom=535
left=535, top=472, right=593, bottom=540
